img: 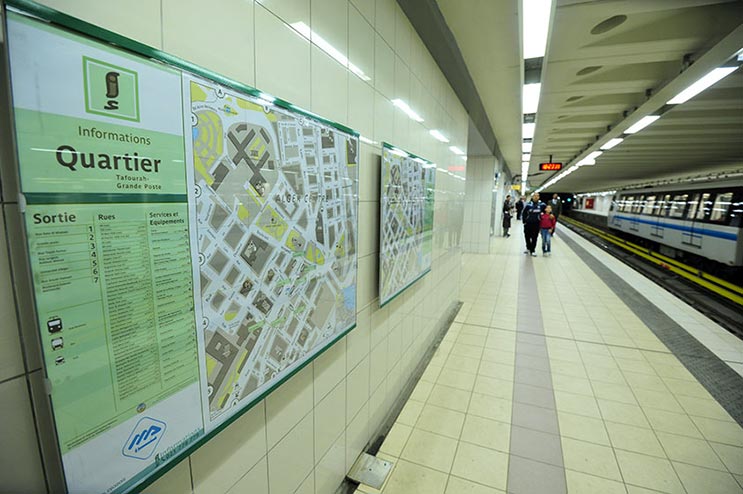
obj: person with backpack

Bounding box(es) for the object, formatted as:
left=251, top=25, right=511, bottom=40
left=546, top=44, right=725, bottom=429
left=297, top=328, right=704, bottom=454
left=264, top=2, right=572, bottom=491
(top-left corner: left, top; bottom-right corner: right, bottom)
left=522, top=193, right=545, bottom=256
left=540, top=204, right=557, bottom=256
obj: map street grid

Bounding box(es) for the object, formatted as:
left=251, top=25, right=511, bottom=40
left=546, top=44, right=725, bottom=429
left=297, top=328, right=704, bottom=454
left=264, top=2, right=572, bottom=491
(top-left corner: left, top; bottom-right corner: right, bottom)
left=187, top=79, right=359, bottom=424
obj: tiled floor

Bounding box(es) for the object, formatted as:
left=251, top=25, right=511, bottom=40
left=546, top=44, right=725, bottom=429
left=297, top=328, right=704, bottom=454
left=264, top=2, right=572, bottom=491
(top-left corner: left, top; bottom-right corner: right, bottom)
left=353, top=229, right=743, bottom=494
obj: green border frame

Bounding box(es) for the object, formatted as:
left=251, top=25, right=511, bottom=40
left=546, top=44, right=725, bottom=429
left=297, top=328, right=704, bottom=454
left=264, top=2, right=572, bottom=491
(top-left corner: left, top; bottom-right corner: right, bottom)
left=2, top=1, right=361, bottom=492
left=378, top=142, right=435, bottom=308
left=82, top=55, right=141, bottom=122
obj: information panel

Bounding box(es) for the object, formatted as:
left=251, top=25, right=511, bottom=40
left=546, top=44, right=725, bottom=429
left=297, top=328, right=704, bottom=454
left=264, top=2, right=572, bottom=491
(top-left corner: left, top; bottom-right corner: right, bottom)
left=378, top=143, right=435, bottom=306
left=6, top=7, right=357, bottom=493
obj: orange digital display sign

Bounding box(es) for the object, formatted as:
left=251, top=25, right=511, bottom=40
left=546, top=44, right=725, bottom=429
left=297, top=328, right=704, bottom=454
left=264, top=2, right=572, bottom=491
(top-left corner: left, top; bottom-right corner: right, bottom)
left=539, top=162, right=563, bottom=171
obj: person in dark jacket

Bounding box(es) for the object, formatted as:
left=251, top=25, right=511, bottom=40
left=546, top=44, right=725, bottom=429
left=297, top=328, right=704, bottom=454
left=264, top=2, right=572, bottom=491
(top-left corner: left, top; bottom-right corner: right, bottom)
left=522, top=193, right=545, bottom=256
left=548, top=193, right=562, bottom=233
left=502, top=195, right=513, bottom=237
left=515, top=196, right=525, bottom=221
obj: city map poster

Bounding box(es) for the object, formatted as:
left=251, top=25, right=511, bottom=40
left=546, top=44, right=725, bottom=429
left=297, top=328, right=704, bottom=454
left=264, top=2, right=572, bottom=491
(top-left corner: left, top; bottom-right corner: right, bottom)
left=184, top=76, right=359, bottom=427
left=7, top=11, right=203, bottom=494
left=379, top=143, right=436, bottom=306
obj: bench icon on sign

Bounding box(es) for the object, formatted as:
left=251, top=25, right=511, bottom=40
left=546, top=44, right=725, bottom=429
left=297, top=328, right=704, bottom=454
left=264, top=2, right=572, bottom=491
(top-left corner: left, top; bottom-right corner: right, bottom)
left=122, top=417, right=167, bottom=460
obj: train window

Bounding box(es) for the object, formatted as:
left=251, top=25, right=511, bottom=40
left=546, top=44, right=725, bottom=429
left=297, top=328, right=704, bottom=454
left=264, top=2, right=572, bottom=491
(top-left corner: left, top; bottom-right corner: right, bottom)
left=709, top=192, right=732, bottom=223
left=643, top=195, right=656, bottom=215
left=660, top=194, right=672, bottom=216
left=696, top=193, right=712, bottom=220
left=668, top=194, right=688, bottom=218
left=632, top=195, right=645, bottom=214
left=730, top=191, right=743, bottom=227
left=686, top=193, right=701, bottom=219
left=622, top=196, right=634, bottom=212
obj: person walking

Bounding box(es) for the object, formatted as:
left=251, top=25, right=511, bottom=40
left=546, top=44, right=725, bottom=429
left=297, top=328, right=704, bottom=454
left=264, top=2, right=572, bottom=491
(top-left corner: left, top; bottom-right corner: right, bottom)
left=522, top=193, right=545, bottom=256
left=540, top=205, right=557, bottom=256
left=549, top=193, right=562, bottom=234
left=502, top=194, right=513, bottom=237
left=515, top=196, right=525, bottom=221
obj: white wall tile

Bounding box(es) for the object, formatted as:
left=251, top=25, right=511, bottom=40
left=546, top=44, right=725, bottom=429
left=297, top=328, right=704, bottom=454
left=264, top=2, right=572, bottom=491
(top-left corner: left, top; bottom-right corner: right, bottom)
left=313, top=339, right=346, bottom=404
left=0, top=213, right=23, bottom=381
left=314, top=430, right=346, bottom=494
left=357, top=201, right=379, bottom=258
left=373, top=91, right=394, bottom=144
left=163, top=0, right=255, bottom=87
left=37, top=0, right=162, bottom=48
left=374, top=35, right=395, bottom=99
left=351, top=0, right=375, bottom=26
left=358, top=144, right=381, bottom=202
left=227, top=457, right=268, bottom=494
left=349, top=6, right=375, bottom=85
left=369, top=336, right=388, bottom=392
left=191, top=402, right=267, bottom=494
left=394, top=6, right=412, bottom=65
left=311, top=0, right=348, bottom=58
left=356, top=254, right=375, bottom=309
left=310, top=47, right=349, bottom=126
left=346, top=306, right=371, bottom=370
left=265, top=365, right=313, bottom=448
left=267, top=412, right=314, bottom=494
left=256, top=0, right=309, bottom=25
left=255, top=5, right=311, bottom=109
left=374, top=0, right=396, bottom=45
left=146, top=457, right=193, bottom=494
left=348, top=76, right=375, bottom=140
left=346, top=356, right=370, bottom=423
left=0, top=376, right=46, bottom=494
left=345, top=401, right=369, bottom=467
left=314, top=380, right=346, bottom=460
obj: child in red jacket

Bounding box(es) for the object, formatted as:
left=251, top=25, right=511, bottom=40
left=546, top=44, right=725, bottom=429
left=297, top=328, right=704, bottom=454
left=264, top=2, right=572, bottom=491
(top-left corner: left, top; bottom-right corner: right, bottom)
left=540, top=205, right=557, bottom=256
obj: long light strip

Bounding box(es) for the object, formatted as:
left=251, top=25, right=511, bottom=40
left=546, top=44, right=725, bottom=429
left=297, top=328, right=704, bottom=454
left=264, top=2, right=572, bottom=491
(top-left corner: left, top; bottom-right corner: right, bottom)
left=625, top=115, right=660, bottom=134
left=429, top=129, right=450, bottom=143
left=667, top=66, right=738, bottom=104
left=522, top=142, right=533, bottom=153
left=523, top=83, right=542, bottom=113
left=290, top=22, right=371, bottom=82
left=523, top=0, right=553, bottom=59
left=600, top=138, right=623, bottom=150
left=522, top=122, right=536, bottom=139
left=392, top=98, right=424, bottom=122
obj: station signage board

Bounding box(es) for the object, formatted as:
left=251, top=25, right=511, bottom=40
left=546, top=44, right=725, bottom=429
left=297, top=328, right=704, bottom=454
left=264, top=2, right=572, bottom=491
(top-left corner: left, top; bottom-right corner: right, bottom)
left=539, top=162, right=563, bottom=171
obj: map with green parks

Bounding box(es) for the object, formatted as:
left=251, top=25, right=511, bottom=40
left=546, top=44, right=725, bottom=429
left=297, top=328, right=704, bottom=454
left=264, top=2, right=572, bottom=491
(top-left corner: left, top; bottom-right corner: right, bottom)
left=188, top=79, right=359, bottom=422
left=379, top=144, right=436, bottom=306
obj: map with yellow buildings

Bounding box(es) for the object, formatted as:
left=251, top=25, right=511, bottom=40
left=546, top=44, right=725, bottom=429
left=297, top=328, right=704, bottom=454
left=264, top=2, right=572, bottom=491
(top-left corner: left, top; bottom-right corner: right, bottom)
left=188, top=80, right=358, bottom=422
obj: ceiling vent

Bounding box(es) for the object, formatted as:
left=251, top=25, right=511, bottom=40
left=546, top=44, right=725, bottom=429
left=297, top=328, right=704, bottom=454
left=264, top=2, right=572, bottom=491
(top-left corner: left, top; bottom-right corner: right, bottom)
left=590, top=15, right=627, bottom=35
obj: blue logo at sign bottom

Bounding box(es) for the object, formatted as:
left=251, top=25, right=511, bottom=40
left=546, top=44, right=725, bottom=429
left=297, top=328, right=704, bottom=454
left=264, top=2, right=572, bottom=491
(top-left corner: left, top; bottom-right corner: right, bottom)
left=122, top=417, right=167, bottom=460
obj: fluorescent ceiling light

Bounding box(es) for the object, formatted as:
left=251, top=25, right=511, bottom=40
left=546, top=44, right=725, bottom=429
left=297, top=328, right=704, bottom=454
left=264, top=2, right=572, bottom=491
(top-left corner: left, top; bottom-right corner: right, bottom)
left=290, top=22, right=371, bottom=82
left=625, top=115, right=660, bottom=134
left=522, top=122, right=536, bottom=139
left=429, top=129, right=450, bottom=143
left=600, top=138, right=623, bottom=150
left=359, top=135, right=377, bottom=145
left=522, top=153, right=531, bottom=161
left=586, top=151, right=603, bottom=161
left=522, top=161, right=530, bottom=166
left=523, top=0, right=553, bottom=59
left=522, top=142, right=533, bottom=153
left=667, top=66, right=738, bottom=105
left=449, top=146, right=464, bottom=155
left=523, top=83, right=542, bottom=113
left=391, top=98, right=424, bottom=122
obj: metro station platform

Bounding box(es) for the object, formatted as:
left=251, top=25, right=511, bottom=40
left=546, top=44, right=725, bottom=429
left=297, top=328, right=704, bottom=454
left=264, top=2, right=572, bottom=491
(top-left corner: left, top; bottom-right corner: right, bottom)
left=354, top=227, right=743, bottom=494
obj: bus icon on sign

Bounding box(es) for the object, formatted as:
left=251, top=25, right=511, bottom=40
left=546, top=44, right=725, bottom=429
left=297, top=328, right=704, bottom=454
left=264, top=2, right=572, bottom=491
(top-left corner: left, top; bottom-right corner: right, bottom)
left=122, top=417, right=166, bottom=460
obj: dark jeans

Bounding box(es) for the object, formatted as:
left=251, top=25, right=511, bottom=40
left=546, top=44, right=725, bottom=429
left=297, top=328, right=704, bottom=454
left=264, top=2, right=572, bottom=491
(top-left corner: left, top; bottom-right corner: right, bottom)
left=524, top=223, right=540, bottom=253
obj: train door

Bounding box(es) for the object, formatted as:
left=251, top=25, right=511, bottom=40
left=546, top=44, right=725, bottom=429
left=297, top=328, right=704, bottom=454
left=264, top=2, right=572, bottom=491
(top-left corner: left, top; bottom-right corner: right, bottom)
left=653, top=194, right=671, bottom=238
left=683, top=193, right=709, bottom=248
left=611, top=195, right=627, bottom=227
left=644, top=195, right=663, bottom=238
left=629, top=195, right=643, bottom=232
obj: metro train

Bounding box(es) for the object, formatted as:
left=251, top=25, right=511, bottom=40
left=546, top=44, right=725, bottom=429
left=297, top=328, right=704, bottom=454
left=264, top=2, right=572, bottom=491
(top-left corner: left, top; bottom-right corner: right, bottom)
left=606, top=180, right=743, bottom=270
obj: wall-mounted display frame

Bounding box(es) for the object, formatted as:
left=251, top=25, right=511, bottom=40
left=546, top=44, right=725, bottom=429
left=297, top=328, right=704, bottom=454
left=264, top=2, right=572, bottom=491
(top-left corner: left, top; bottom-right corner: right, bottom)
left=2, top=1, right=359, bottom=492
left=378, top=142, right=436, bottom=306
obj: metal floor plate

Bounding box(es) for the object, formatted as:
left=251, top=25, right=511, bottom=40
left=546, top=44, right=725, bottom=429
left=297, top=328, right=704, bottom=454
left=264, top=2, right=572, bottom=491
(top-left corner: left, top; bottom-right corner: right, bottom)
left=347, top=453, right=394, bottom=490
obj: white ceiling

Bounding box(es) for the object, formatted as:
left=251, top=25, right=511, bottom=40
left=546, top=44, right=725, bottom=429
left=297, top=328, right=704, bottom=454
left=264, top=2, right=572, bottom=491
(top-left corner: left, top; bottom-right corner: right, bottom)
left=436, top=0, right=743, bottom=192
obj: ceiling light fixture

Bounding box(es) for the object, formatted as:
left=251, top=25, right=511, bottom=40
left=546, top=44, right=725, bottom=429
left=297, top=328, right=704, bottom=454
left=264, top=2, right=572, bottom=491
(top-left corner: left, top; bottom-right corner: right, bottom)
left=667, top=66, right=739, bottom=104
left=522, top=142, right=533, bottom=153
left=392, top=99, right=424, bottom=122
left=522, top=122, right=536, bottom=139
left=522, top=0, right=553, bottom=59
left=523, top=83, right=542, bottom=113
left=600, top=137, right=623, bottom=150
left=429, top=129, right=450, bottom=143
left=625, top=115, right=660, bottom=134
left=290, top=22, right=371, bottom=82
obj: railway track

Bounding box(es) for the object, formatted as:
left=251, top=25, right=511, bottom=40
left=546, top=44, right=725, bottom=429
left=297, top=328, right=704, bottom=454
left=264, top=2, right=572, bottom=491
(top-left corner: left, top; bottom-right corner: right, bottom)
left=561, top=216, right=743, bottom=339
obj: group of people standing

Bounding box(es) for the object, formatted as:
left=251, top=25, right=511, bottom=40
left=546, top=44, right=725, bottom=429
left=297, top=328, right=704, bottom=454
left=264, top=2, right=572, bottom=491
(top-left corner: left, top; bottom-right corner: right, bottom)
left=502, top=193, right=561, bottom=257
